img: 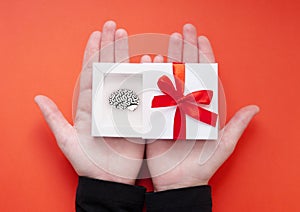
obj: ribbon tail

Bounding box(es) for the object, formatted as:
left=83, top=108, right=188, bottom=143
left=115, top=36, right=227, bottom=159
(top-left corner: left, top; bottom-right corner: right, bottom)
left=183, top=102, right=218, bottom=127
left=197, top=107, right=218, bottom=127
left=174, top=106, right=186, bottom=140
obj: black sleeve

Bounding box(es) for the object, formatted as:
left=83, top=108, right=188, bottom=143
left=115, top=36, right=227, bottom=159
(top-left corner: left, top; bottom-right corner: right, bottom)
left=145, top=185, right=212, bottom=212
left=76, top=176, right=146, bottom=212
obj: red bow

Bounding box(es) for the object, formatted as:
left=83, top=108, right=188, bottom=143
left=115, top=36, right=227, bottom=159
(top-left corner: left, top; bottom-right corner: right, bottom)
left=151, top=63, right=218, bottom=140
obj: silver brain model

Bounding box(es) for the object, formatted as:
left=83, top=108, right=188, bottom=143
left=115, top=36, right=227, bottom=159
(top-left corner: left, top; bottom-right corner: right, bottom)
left=108, top=89, right=139, bottom=111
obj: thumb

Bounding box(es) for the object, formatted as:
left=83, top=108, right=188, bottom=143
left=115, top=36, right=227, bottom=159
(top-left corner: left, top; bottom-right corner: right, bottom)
left=34, top=95, right=76, bottom=152
left=216, top=105, right=260, bottom=160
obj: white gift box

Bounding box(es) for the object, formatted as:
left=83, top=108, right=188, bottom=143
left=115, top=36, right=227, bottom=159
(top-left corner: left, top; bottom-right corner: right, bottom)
left=92, top=63, right=218, bottom=140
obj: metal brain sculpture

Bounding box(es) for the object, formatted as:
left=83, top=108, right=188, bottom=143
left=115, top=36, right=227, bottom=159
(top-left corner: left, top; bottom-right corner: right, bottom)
left=108, top=89, right=139, bottom=111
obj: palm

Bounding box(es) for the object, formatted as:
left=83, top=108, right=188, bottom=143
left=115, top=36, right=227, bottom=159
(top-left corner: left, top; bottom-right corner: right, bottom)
left=146, top=24, right=259, bottom=191
left=35, top=21, right=144, bottom=185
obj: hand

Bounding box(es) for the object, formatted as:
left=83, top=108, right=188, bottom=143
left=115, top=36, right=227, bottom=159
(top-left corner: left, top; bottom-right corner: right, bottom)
left=35, top=21, right=145, bottom=185
left=145, top=24, right=259, bottom=191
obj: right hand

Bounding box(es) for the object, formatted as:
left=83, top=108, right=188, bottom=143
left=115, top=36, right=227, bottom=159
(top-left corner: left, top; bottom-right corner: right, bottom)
left=35, top=21, right=145, bottom=185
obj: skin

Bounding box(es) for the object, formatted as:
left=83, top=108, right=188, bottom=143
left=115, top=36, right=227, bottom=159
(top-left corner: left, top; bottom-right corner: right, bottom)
left=35, top=21, right=259, bottom=191
left=144, top=24, right=259, bottom=191
left=35, top=21, right=144, bottom=185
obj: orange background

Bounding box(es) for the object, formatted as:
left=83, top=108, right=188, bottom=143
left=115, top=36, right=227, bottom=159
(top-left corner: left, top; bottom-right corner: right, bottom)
left=1, top=0, right=300, bottom=211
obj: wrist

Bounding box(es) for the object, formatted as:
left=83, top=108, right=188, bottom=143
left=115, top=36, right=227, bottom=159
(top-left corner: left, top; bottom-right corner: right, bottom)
left=85, top=173, right=136, bottom=185
left=154, top=181, right=209, bottom=192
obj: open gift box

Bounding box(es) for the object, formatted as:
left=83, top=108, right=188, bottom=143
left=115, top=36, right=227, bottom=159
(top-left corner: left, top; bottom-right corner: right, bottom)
left=92, top=63, right=218, bottom=140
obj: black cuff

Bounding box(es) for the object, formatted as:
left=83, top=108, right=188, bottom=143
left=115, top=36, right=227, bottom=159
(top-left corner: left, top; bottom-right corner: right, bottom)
left=146, top=185, right=212, bottom=212
left=76, top=176, right=146, bottom=212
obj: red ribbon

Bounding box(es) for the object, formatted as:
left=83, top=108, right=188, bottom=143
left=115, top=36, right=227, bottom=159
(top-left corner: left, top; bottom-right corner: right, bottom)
left=151, top=63, right=218, bottom=140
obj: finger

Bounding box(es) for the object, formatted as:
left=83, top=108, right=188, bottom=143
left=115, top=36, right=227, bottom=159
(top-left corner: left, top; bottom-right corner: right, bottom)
left=100, top=20, right=116, bottom=62
left=198, top=36, right=215, bottom=63
left=183, top=24, right=198, bottom=63
left=140, top=55, right=152, bottom=63
left=115, top=28, right=129, bottom=63
left=75, top=31, right=101, bottom=123
left=81, top=31, right=101, bottom=90
left=153, top=55, right=164, bottom=63
left=34, top=95, right=76, bottom=151
left=217, top=105, right=260, bottom=159
left=167, top=32, right=182, bottom=62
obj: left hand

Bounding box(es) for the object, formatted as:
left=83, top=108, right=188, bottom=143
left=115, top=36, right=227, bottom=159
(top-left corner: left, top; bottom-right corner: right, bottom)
left=146, top=23, right=259, bottom=191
